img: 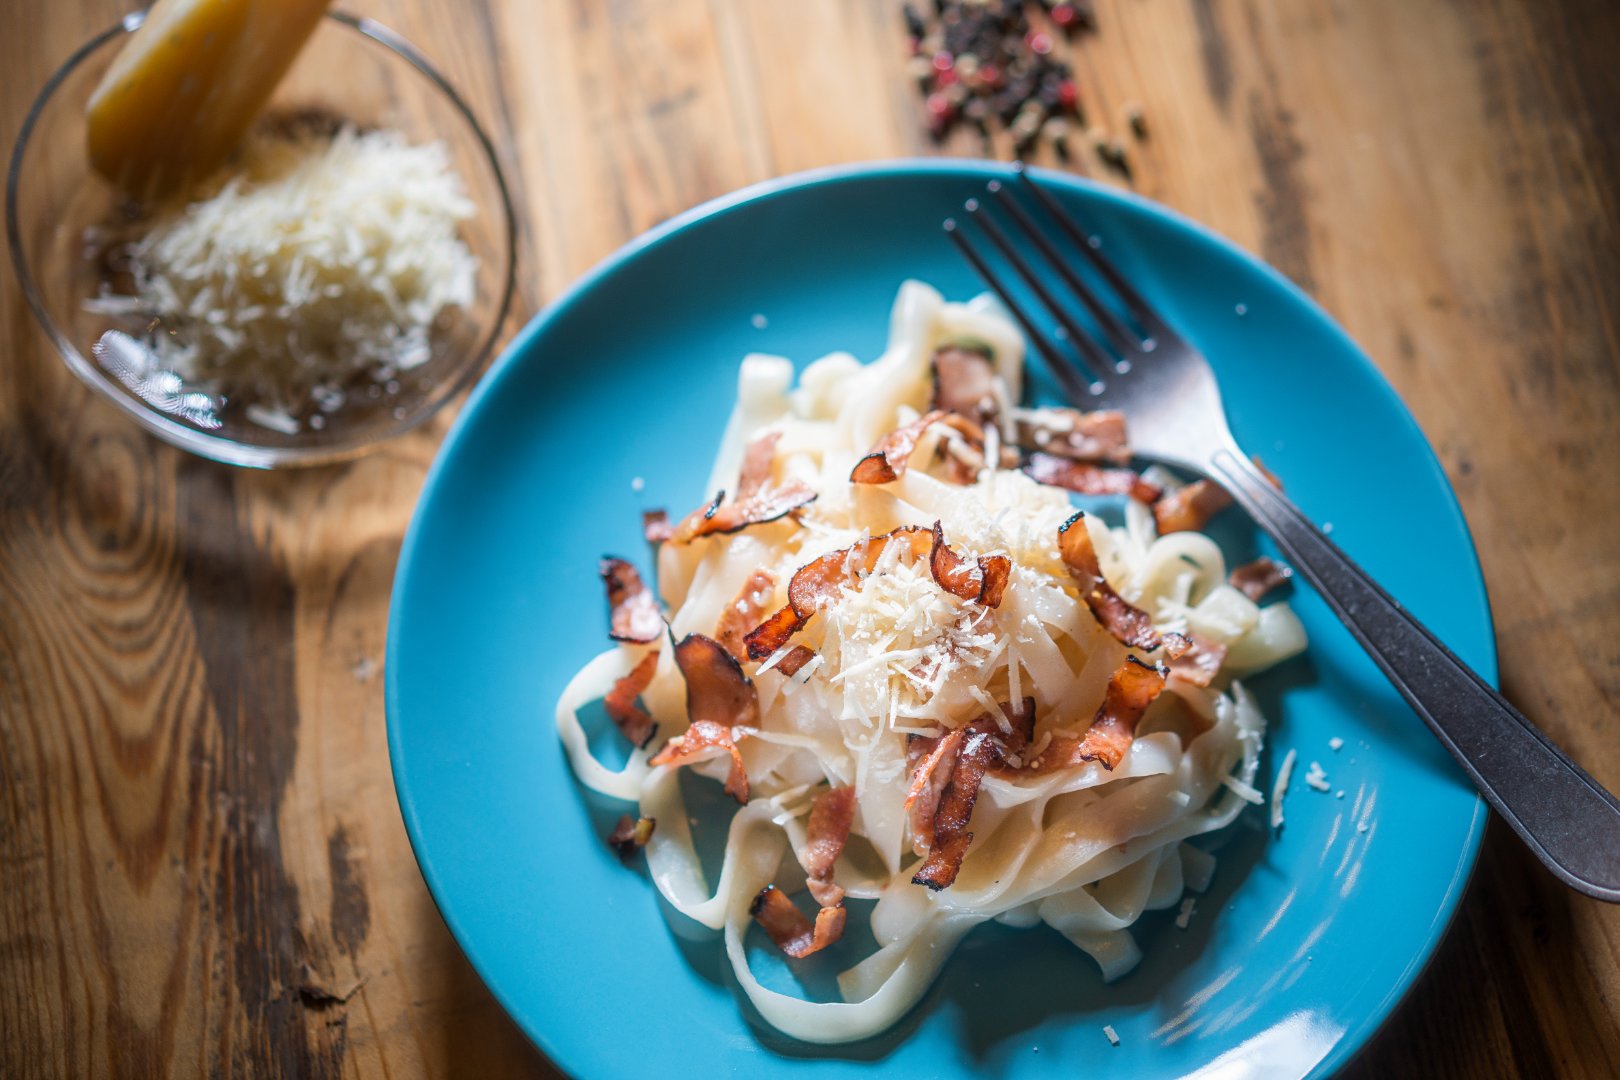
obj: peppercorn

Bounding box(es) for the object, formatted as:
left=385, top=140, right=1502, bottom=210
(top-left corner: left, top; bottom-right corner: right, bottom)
left=901, top=0, right=1105, bottom=161
left=903, top=3, right=927, bottom=39
left=1097, top=136, right=1130, bottom=175
left=1046, top=116, right=1073, bottom=161
left=1124, top=102, right=1147, bottom=138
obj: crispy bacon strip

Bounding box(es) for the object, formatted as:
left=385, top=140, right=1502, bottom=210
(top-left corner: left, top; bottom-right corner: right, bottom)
left=1229, top=556, right=1293, bottom=602
left=600, top=557, right=662, bottom=643
left=1167, top=633, right=1227, bottom=688
left=912, top=833, right=973, bottom=892
left=903, top=730, right=963, bottom=856
left=912, top=718, right=1000, bottom=891
left=789, top=526, right=930, bottom=613
left=801, top=786, right=856, bottom=907
left=1023, top=452, right=1161, bottom=503
left=903, top=700, right=1032, bottom=884
left=648, top=634, right=758, bottom=803
left=603, top=649, right=659, bottom=748
left=934, top=411, right=1018, bottom=484
left=744, top=607, right=803, bottom=662
left=984, top=699, right=1047, bottom=778
left=673, top=631, right=756, bottom=729
left=775, top=644, right=815, bottom=678
left=933, top=413, right=984, bottom=485
left=930, top=342, right=999, bottom=421
left=850, top=409, right=948, bottom=485
left=736, top=431, right=781, bottom=500
left=749, top=885, right=846, bottom=958
left=976, top=558, right=1010, bottom=610
left=744, top=525, right=936, bottom=659
left=671, top=481, right=817, bottom=543
left=715, top=570, right=777, bottom=662
left=1051, top=657, right=1168, bottom=771
left=928, top=520, right=1011, bottom=608
left=1154, top=479, right=1233, bottom=534
left=905, top=731, right=938, bottom=773
left=606, top=814, right=655, bottom=857
left=1021, top=408, right=1131, bottom=463
left=1161, top=631, right=1193, bottom=659
left=940, top=450, right=980, bottom=487
left=1057, top=512, right=1162, bottom=651
left=643, top=509, right=674, bottom=544
left=675, top=492, right=724, bottom=536
left=649, top=720, right=748, bottom=802
left=997, top=696, right=1037, bottom=759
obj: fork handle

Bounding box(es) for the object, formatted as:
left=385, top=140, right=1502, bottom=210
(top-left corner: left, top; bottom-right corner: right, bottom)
left=1207, top=448, right=1620, bottom=902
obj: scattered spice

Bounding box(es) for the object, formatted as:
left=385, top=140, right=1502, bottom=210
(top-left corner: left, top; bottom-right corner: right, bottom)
left=1123, top=102, right=1147, bottom=138
left=901, top=1, right=1093, bottom=157
left=607, top=814, right=656, bottom=857
left=1097, top=136, right=1130, bottom=177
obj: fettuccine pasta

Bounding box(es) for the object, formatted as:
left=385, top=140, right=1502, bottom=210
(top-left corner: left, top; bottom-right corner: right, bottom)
left=558, top=281, right=1305, bottom=1043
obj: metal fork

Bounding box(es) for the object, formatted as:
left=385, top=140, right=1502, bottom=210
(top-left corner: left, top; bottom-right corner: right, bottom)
left=945, top=164, right=1620, bottom=903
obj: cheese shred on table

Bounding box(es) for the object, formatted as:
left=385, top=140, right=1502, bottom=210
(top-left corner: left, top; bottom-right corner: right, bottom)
left=87, top=124, right=478, bottom=416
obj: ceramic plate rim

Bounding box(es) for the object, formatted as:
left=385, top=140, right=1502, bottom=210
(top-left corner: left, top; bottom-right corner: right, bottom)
left=386, top=158, right=1494, bottom=1078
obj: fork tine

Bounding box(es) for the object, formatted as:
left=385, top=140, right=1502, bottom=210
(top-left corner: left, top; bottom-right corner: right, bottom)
left=987, top=180, right=1140, bottom=363
left=960, top=199, right=1119, bottom=381
left=1012, top=163, right=1171, bottom=344
left=943, top=219, right=1098, bottom=402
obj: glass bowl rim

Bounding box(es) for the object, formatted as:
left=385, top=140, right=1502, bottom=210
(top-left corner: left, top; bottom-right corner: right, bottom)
left=5, top=8, right=520, bottom=469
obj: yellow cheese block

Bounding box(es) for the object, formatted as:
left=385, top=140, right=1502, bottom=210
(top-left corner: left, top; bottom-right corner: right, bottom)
left=86, top=0, right=331, bottom=201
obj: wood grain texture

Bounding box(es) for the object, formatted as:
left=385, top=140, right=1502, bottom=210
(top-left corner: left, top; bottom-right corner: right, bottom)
left=1, top=0, right=1616, bottom=1076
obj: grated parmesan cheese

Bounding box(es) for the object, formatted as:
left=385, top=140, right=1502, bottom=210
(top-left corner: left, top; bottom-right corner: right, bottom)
left=1222, top=775, right=1265, bottom=805
left=1270, top=748, right=1297, bottom=830
left=86, top=123, right=478, bottom=423
left=1175, top=896, right=1197, bottom=930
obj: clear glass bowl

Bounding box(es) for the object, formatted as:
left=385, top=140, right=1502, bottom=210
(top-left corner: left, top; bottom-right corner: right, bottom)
left=6, top=10, right=517, bottom=468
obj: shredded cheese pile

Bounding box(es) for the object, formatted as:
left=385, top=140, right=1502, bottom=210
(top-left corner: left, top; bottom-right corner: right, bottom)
left=87, top=124, right=478, bottom=422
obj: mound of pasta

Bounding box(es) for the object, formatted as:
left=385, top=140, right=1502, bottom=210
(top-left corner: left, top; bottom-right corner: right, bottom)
left=557, top=281, right=1305, bottom=1044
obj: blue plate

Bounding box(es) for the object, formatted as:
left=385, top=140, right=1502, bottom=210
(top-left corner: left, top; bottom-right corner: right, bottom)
left=387, top=161, right=1493, bottom=1079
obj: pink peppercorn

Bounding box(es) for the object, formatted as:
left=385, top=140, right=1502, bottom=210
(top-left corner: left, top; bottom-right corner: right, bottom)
left=925, top=98, right=955, bottom=139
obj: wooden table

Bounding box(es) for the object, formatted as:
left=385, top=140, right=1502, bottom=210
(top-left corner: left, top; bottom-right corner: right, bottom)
left=3, top=1, right=1617, bottom=1075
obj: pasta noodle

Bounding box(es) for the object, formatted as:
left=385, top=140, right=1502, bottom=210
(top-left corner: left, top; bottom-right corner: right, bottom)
left=556, top=281, right=1306, bottom=1043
